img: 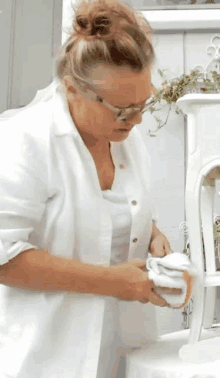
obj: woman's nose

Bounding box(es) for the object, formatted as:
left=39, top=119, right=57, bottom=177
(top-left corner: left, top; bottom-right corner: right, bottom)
left=129, top=111, right=143, bottom=124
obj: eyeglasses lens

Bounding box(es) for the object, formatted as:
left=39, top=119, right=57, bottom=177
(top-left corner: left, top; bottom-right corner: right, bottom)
left=116, top=102, right=151, bottom=122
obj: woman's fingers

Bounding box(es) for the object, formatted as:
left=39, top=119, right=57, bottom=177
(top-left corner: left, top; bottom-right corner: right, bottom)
left=155, top=286, right=182, bottom=294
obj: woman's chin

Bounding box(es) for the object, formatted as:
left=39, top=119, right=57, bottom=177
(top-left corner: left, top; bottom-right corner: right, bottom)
left=109, top=129, right=130, bottom=141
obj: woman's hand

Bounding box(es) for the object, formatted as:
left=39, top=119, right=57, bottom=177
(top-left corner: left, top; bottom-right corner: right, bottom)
left=149, top=233, right=173, bottom=258
left=107, top=259, right=181, bottom=306
left=149, top=222, right=172, bottom=258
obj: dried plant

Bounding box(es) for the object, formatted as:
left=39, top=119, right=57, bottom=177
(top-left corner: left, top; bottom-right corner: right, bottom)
left=147, top=69, right=220, bottom=137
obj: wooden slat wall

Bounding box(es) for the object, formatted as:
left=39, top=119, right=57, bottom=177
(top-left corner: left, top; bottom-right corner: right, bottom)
left=0, top=0, right=63, bottom=112
left=0, top=0, right=15, bottom=113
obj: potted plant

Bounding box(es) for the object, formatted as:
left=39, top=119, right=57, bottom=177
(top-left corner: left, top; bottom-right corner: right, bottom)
left=148, top=69, right=220, bottom=137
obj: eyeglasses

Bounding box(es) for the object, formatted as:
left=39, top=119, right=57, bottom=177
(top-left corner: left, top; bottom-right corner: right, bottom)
left=69, top=71, right=156, bottom=123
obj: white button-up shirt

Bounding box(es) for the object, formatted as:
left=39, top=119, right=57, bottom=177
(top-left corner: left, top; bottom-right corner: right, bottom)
left=0, top=80, right=158, bottom=378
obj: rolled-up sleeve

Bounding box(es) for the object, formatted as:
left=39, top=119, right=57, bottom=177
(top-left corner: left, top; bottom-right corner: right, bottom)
left=0, top=113, right=49, bottom=265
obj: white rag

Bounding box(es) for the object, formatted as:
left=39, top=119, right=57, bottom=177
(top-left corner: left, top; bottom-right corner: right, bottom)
left=146, top=252, right=197, bottom=308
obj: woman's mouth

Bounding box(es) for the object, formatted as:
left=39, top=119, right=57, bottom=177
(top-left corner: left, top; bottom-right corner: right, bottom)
left=115, top=126, right=133, bottom=133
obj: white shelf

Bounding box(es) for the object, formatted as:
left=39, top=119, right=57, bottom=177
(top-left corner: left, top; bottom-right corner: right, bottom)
left=142, top=10, right=220, bottom=30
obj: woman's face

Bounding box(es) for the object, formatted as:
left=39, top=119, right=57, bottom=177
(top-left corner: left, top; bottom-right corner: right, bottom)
left=65, top=65, right=152, bottom=147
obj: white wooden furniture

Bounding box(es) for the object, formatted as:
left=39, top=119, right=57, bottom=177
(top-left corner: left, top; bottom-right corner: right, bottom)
left=126, top=93, right=220, bottom=377
left=126, top=327, right=220, bottom=378
left=176, top=93, right=220, bottom=344
left=126, top=93, right=220, bottom=378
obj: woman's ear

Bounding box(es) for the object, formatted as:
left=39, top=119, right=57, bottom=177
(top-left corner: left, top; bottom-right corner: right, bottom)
left=65, top=84, right=82, bottom=107
left=64, top=80, right=77, bottom=95
left=63, top=77, right=84, bottom=110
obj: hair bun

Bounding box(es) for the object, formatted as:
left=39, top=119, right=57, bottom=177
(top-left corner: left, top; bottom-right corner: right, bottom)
left=75, top=6, right=115, bottom=39
left=76, top=16, right=89, bottom=30
left=91, top=15, right=111, bottom=36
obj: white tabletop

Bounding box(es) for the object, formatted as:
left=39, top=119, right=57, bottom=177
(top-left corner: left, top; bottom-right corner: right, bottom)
left=126, top=326, right=220, bottom=378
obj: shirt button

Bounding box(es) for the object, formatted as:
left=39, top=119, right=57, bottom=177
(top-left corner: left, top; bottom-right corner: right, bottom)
left=119, top=164, right=125, bottom=169
left=131, top=200, right=137, bottom=206
left=133, top=238, right=138, bottom=243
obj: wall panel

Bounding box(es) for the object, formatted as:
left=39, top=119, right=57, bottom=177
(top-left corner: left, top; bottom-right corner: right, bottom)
left=1, top=0, right=63, bottom=111
left=0, top=0, right=15, bottom=112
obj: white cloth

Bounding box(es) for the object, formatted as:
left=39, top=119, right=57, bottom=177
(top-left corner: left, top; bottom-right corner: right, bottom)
left=0, top=78, right=156, bottom=378
left=147, top=252, right=196, bottom=308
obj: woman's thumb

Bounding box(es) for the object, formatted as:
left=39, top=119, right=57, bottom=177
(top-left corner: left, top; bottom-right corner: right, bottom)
left=149, top=290, right=169, bottom=307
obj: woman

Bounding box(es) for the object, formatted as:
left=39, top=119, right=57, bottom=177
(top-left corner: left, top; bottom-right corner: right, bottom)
left=0, top=1, right=180, bottom=377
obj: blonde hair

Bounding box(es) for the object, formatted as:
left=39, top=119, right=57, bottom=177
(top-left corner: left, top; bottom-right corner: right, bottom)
left=56, top=0, right=156, bottom=90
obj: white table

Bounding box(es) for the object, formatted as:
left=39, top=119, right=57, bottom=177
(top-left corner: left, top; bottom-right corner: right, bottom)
left=126, top=327, right=220, bottom=378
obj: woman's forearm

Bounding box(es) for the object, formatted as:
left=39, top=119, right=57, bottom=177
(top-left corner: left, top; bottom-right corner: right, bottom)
left=0, top=248, right=112, bottom=295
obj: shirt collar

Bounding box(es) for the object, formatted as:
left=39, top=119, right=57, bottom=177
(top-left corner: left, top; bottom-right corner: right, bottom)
left=52, top=78, right=79, bottom=137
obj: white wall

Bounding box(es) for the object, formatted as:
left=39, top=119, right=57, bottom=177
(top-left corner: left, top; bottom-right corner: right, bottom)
left=140, top=32, right=186, bottom=334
